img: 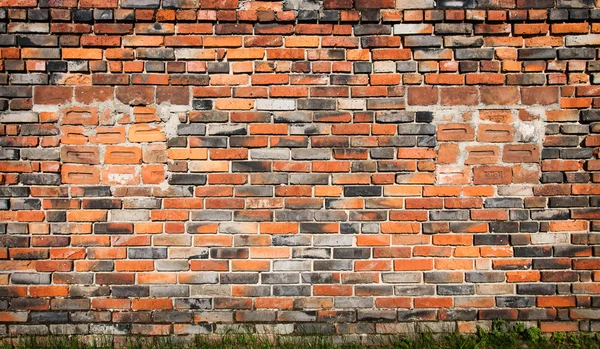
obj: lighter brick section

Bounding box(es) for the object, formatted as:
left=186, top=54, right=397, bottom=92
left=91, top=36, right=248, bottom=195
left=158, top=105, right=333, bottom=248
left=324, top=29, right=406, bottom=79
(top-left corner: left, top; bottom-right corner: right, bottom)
left=530, top=233, right=570, bottom=245
left=374, top=62, right=396, bottom=73
left=283, top=0, right=323, bottom=10
left=251, top=149, right=290, bottom=160
left=382, top=272, right=422, bottom=283
left=565, top=34, right=600, bottom=46
left=110, top=210, right=149, bottom=221
left=338, top=99, right=366, bottom=110
left=314, top=235, right=353, bottom=246
left=7, top=23, right=49, bottom=33
left=274, top=260, right=311, bottom=271
left=395, top=0, right=434, bottom=9
left=393, top=24, right=433, bottom=35
left=256, top=99, right=296, bottom=111
left=120, top=0, right=160, bottom=8
left=174, top=49, right=215, bottom=60
left=0, top=112, right=38, bottom=123
left=376, top=323, right=415, bottom=334
left=256, top=324, right=294, bottom=334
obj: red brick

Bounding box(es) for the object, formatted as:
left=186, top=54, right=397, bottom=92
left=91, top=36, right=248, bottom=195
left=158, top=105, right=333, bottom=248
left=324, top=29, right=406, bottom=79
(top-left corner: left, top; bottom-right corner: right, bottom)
left=477, top=124, right=514, bottom=143
left=440, top=87, right=479, bottom=106
left=473, top=166, right=512, bottom=185
left=480, top=86, right=519, bottom=105
left=437, top=123, right=475, bottom=141
left=34, top=86, right=73, bottom=105
left=521, top=87, right=558, bottom=105
left=407, top=86, right=438, bottom=105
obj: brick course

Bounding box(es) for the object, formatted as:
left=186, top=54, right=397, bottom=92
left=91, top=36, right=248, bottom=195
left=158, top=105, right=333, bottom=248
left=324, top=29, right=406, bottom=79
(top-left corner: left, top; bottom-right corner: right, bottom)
left=0, top=0, right=600, bottom=337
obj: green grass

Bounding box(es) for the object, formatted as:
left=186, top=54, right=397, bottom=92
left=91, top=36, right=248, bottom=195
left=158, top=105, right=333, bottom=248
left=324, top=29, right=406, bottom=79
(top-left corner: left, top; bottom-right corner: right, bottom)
left=2, top=321, right=600, bottom=349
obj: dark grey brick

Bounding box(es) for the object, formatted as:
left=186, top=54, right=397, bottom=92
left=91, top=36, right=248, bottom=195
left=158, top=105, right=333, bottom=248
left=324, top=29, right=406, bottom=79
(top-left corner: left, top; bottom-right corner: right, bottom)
left=153, top=311, right=192, bottom=323
left=121, top=0, right=160, bottom=9
left=396, top=61, right=417, bottom=72
left=509, top=210, right=529, bottom=221
left=484, top=198, right=522, bottom=208
left=489, top=221, right=519, bottom=233
left=192, top=99, right=213, bottom=110
left=177, top=124, right=205, bottom=136
left=517, top=284, right=556, bottom=295
left=395, top=285, right=435, bottom=296
left=353, top=25, right=392, bottom=36
left=549, top=197, right=588, bottom=208
left=354, top=62, right=372, bottom=73
left=0, top=86, right=32, bottom=98
left=554, top=245, right=591, bottom=257
left=455, top=48, right=494, bottom=60
left=20, top=173, right=61, bottom=185
left=206, top=62, right=229, bottom=73
left=429, top=210, right=469, bottom=221
left=344, top=186, right=381, bottom=197
left=111, top=286, right=149, bottom=298
left=581, top=110, right=600, bottom=123
left=466, top=272, right=504, bottom=283
left=128, top=248, right=167, bottom=259
left=297, top=99, right=336, bottom=110
left=30, top=312, right=69, bottom=323
left=550, top=8, right=569, bottom=20
left=496, top=296, right=535, bottom=308
left=398, top=124, right=436, bottom=135
left=301, top=273, right=336, bottom=284
left=169, top=174, right=207, bottom=185
left=0, top=187, right=30, bottom=197
left=561, top=148, right=593, bottom=159
left=514, top=246, right=552, bottom=257
left=404, top=36, right=443, bottom=48
left=174, top=298, right=211, bottom=310
left=0, top=35, right=16, bottom=46
left=558, top=48, right=596, bottom=59
left=333, top=248, right=370, bottom=259
left=261, top=273, right=299, bottom=284
left=73, top=9, right=93, bottom=22
left=375, top=112, right=414, bottom=123
left=437, top=285, right=474, bottom=295
left=273, top=285, right=311, bottom=297
left=9, top=199, right=40, bottom=211
left=518, top=48, right=557, bottom=60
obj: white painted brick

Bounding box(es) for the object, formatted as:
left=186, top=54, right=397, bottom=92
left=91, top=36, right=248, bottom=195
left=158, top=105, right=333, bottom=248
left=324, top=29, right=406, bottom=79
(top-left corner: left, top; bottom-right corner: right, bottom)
left=0, top=112, right=38, bottom=123
left=256, top=99, right=296, bottom=111
left=393, top=24, right=433, bottom=35
left=395, top=0, right=434, bottom=9
left=338, top=99, right=366, bottom=110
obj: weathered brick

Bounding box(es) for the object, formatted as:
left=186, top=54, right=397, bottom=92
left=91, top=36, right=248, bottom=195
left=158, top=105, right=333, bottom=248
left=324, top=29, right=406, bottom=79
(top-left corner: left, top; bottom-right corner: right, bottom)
left=0, top=0, right=597, bottom=336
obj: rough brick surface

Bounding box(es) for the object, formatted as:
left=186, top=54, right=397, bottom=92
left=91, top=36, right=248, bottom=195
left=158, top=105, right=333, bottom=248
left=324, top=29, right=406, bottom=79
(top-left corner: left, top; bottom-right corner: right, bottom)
left=0, top=0, right=599, bottom=338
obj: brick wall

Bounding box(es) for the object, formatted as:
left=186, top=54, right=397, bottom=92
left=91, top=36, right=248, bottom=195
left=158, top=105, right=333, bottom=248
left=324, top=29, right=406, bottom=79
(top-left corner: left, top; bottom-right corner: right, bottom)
left=1, top=0, right=600, bottom=338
